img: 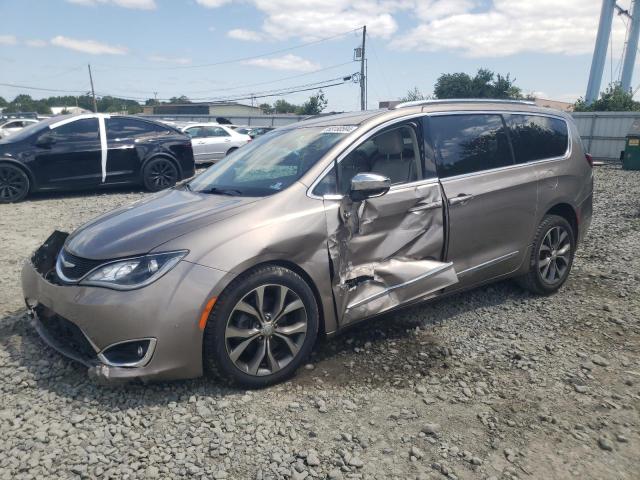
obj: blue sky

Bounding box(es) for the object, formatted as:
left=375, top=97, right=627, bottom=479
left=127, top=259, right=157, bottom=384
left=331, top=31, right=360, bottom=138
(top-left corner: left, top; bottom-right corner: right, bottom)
left=0, top=0, right=636, bottom=111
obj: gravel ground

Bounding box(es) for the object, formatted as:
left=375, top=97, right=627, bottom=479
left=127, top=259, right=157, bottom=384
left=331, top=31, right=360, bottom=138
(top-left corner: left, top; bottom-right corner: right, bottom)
left=0, top=166, right=639, bottom=480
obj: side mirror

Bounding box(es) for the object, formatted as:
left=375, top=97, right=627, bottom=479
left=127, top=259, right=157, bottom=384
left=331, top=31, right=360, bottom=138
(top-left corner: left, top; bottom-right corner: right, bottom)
left=36, top=132, right=55, bottom=148
left=350, top=172, right=391, bottom=202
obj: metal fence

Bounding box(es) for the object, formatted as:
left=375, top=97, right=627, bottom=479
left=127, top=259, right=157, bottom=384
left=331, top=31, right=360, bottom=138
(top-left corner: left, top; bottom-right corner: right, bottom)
left=571, top=111, right=640, bottom=162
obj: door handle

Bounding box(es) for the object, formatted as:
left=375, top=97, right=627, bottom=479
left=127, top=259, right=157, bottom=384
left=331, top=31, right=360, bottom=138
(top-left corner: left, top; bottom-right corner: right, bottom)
left=408, top=200, right=442, bottom=213
left=114, top=144, right=135, bottom=149
left=224, top=139, right=231, bottom=142
left=448, top=194, right=474, bottom=206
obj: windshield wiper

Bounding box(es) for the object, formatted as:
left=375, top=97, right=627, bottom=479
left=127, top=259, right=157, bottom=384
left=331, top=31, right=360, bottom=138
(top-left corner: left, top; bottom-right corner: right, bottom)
left=200, top=187, right=243, bottom=196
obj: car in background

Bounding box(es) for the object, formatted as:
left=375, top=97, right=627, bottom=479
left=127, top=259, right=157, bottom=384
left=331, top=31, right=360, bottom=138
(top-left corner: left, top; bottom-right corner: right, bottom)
left=0, top=118, right=40, bottom=139
left=235, top=126, right=275, bottom=139
left=0, top=114, right=195, bottom=203
left=181, top=123, right=251, bottom=164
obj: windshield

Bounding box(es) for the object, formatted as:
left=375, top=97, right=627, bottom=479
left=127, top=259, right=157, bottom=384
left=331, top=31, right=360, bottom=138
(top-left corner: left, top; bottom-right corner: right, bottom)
left=188, top=126, right=349, bottom=197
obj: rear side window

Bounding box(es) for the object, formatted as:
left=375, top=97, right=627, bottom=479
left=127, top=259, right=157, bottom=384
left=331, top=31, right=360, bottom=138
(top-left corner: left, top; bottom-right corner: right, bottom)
left=51, top=118, right=99, bottom=142
left=429, top=114, right=512, bottom=178
left=504, top=114, right=568, bottom=163
left=107, top=117, right=171, bottom=139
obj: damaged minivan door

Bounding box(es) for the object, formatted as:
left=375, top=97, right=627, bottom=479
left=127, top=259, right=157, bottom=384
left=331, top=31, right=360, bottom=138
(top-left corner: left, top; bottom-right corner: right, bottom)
left=312, top=120, right=459, bottom=325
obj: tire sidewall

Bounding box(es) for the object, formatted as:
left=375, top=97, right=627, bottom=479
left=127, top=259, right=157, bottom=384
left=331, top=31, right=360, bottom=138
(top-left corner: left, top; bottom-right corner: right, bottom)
left=143, top=157, right=178, bottom=191
left=530, top=215, right=576, bottom=294
left=0, top=163, right=30, bottom=203
left=204, top=266, right=319, bottom=388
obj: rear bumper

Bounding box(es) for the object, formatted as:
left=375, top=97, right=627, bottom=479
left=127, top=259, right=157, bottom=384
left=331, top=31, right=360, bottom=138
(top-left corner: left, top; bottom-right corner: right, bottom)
left=21, top=239, right=229, bottom=384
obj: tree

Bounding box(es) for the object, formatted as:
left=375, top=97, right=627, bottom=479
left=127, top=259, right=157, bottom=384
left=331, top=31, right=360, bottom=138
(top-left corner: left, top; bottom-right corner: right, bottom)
left=273, top=99, right=298, bottom=114
left=400, top=86, right=426, bottom=102
left=574, top=83, right=640, bottom=112
left=169, top=95, right=190, bottom=104
left=0, top=96, right=7, bottom=108
left=295, top=90, right=328, bottom=115
left=259, top=102, right=274, bottom=114
left=434, top=68, right=523, bottom=99
left=4, top=94, right=52, bottom=114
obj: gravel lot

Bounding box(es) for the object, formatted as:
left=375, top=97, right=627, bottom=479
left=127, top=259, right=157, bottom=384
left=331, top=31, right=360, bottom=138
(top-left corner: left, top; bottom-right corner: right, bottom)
left=1, top=166, right=639, bottom=480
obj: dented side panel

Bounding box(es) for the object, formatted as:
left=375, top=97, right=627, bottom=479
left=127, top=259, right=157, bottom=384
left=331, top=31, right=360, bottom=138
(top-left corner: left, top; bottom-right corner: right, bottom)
left=324, top=181, right=459, bottom=326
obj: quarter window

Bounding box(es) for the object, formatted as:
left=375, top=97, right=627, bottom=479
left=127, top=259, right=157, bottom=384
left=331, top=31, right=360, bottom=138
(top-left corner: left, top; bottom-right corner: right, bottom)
left=51, top=118, right=99, bottom=142
left=107, top=117, right=170, bottom=139
left=430, top=114, right=512, bottom=178
left=504, top=114, right=568, bottom=163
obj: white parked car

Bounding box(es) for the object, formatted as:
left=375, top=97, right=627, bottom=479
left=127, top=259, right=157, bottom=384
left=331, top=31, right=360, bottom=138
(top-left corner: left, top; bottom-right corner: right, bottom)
left=181, top=123, right=251, bottom=164
left=0, top=118, right=39, bottom=138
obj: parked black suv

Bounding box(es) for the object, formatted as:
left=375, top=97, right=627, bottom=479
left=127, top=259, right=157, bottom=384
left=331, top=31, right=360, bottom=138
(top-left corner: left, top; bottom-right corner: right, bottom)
left=0, top=114, right=195, bottom=203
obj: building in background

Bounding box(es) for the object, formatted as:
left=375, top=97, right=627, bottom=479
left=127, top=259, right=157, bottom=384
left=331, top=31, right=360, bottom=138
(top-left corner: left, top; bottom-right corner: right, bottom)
left=532, top=98, right=574, bottom=112
left=50, top=106, right=92, bottom=115
left=142, top=102, right=264, bottom=116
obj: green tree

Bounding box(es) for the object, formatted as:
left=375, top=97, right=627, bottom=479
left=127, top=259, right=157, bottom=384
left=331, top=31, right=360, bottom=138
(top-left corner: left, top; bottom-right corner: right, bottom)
left=0, top=96, right=7, bottom=108
left=273, top=99, right=298, bottom=114
left=434, top=68, right=523, bottom=99
left=4, top=94, right=52, bottom=114
left=259, top=102, right=274, bottom=114
left=169, top=95, right=190, bottom=104
left=573, top=83, right=640, bottom=112
left=295, top=90, right=328, bottom=115
left=400, top=86, right=426, bottom=102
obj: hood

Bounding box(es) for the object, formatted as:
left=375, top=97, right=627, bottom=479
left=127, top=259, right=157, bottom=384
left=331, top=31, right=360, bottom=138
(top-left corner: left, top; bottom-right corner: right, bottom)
left=65, top=188, right=260, bottom=259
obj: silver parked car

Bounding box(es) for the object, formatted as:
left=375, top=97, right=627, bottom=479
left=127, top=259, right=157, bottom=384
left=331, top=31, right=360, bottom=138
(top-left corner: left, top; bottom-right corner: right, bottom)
left=182, top=123, right=251, bottom=164
left=0, top=118, right=39, bottom=138
left=22, top=99, right=593, bottom=388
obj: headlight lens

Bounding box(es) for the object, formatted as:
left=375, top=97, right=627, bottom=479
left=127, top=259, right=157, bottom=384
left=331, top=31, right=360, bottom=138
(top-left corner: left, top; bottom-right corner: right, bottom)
left=80, top=250, right=188, bottom=290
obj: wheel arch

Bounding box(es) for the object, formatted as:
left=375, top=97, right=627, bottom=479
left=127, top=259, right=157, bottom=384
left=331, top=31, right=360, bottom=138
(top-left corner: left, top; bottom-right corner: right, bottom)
left=545, top=203, right=578, bottom=240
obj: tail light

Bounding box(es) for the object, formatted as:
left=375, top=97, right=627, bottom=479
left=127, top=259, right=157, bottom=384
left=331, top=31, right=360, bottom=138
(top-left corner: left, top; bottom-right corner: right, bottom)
left=585, top=153, right=593, bottom=168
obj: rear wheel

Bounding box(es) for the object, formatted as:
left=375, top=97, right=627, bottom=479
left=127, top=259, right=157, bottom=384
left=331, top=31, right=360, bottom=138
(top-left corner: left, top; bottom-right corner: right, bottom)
left=203, top=265, right=319, bottom=388
left=516, top=214, right=575, bottom=295
left=142, top=157, right=178, bottom=192
left=0, top=163, right=30, bottom=203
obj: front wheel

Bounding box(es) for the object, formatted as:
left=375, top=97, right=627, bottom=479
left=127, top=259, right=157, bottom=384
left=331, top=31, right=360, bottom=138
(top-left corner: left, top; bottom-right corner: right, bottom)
left=203, top=265, right=319, bottom=388
left=142, top=157, right=178, bottom=192
left=516, top=214, right=575, bottom=295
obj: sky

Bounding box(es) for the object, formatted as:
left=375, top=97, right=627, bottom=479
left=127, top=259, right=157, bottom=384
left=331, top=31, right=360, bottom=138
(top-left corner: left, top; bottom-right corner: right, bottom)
left=0, top=0, right=638, bottom=112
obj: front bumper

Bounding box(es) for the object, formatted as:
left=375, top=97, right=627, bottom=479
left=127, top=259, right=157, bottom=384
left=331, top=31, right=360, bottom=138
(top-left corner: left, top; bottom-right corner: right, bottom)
left=21, top=237, right=229, bottom=383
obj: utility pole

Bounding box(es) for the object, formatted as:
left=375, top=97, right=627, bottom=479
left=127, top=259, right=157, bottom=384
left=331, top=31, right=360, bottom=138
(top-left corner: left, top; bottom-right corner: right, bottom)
left=585, top=0, right=616, bottom=105
left=621, top=0, right=640, bottom=92
left=87, top=63, right=98, bottom=113
left=360, top=25, right=366, bottom=111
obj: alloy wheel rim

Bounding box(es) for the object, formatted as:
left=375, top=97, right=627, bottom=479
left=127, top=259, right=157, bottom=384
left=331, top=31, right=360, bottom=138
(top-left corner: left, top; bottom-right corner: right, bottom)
left=149, top=161, right=176, bottom=187
left=225, top=284, right=307, bottom=376
left=538, top=226, right=571, bottom=285
left=0, top=166, right=27, bottom=201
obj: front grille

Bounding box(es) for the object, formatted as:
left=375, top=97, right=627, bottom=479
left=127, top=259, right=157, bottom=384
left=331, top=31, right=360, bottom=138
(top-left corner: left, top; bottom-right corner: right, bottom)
left=57, top=249, right=104, bottom=281
left=34, top=306, right=97, bottom=362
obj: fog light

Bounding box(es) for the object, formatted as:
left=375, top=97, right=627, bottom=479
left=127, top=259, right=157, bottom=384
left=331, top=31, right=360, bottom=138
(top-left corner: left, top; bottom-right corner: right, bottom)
left=98, top=338, right=156, bottom=367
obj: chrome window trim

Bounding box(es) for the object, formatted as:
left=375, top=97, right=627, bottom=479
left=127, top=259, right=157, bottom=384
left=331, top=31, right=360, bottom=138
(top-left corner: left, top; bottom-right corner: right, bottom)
left=425, top=110, right=572, bottom=182
left=307, top=112, right=435, bottom=200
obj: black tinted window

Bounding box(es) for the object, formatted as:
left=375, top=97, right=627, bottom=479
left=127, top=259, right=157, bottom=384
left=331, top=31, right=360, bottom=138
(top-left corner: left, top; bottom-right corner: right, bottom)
left=505, top=114, right=568, bottom=163
left=430, top=114, right=512, bottom=178
left=107, top=117, right=170, bottom=139
left=51, top=118, right=99, bottom=142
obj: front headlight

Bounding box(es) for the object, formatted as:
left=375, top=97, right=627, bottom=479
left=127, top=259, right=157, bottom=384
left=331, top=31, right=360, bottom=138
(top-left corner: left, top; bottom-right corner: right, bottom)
left=80, top=250, right=188, bottom=290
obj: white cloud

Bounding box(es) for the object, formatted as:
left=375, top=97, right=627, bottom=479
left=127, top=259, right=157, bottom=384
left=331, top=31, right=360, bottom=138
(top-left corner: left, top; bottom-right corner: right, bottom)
left=227, top=28, right=263, bottom=41
left=0, top=35, right=17, bottom=46
left=51, top=36, right=128, bottom=55
left=196, top=0, right=232, bottom=7
left=392, top=0, right=624, bottom=58
left=67, top=0, right=156, bottom=10
left=26, top=39, right=47, bottom=48
left=149, top=55, right=192, bottom=65
left=243, top=54, right=320, bottom=72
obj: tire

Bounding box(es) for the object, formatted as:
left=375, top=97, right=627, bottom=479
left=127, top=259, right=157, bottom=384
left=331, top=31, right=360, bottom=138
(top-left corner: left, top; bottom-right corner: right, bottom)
left=0, top=163, right=30, bottom=203
left=142, top=157, right=178, bottom=192
left=203, top=265, right=319, bottom=388
left=225, top=147, right=238, bottom=156
left=516, top=214, right=576, bottom=295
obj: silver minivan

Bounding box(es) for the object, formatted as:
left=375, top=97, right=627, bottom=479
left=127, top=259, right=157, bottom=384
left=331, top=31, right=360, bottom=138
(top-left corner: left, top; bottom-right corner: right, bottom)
left=22, top=99, right=593, bottom=387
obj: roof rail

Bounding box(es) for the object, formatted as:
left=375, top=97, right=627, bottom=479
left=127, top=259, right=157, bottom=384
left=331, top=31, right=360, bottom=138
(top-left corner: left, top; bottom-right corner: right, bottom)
left=392, top=98, right=537, bottom=109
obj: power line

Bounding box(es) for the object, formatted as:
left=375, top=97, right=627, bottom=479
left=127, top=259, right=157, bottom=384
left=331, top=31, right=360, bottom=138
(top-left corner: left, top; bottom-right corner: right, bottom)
left=0, top=82, right=90, bottom=94
left=93, top=27, right=363, bottom=71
